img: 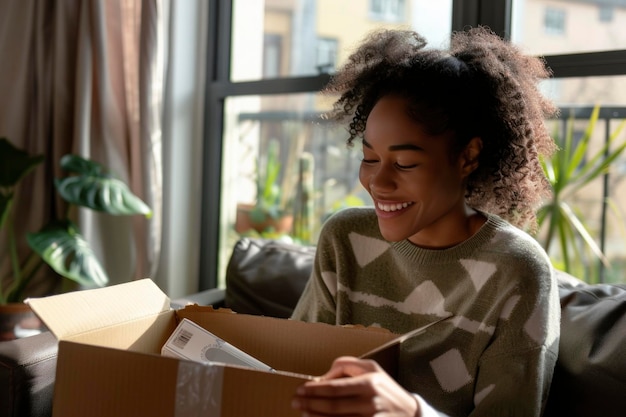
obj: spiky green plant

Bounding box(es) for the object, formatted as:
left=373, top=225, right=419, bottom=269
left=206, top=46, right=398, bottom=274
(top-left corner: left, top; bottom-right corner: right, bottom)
left=0, top=138, right=152, bottom=303
left=250, top=138, right=285, bottom=223
left=537, top=106, right=626, bottom=280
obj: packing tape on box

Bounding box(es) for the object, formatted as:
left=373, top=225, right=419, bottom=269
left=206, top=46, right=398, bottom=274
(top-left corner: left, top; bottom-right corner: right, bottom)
left=174, top=360, right=223, bottom=417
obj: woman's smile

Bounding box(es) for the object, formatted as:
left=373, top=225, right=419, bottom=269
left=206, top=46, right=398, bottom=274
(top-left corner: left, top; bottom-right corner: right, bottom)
left=375, top=200, right=415, bottom=218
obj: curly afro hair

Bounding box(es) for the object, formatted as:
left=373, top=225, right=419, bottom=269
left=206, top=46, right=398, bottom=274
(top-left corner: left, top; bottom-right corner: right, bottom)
left=322, top=26, right=558, bottom=232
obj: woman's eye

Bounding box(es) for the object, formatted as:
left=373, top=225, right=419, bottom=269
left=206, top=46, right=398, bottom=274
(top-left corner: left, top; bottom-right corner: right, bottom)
left=360, top=158, right=378, bottom=164
left=395, top=162, right=418, bottom=169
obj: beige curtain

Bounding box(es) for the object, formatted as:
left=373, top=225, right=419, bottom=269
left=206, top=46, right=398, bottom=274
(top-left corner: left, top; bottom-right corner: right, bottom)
left=0, top=0, right=166, bottom=296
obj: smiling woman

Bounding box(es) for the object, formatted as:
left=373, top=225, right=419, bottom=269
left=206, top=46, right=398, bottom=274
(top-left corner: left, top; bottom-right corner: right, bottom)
left=359, top=95, right=482, bottom=247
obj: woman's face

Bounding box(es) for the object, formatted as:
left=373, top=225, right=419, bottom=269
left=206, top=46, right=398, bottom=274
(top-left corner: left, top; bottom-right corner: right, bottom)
left=359, top=94, right=473, bottom=247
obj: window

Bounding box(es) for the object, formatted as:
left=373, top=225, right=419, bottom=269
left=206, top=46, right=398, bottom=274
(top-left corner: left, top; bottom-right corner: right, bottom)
left=263, top=34, right=282, bottom=78
left=316, top=37, right=338, bottom=74
left=599, top=5, right=614, bottom=23
left=370, top=0, right=406, bottom=21
left=544, top=7, right=566, bottom=35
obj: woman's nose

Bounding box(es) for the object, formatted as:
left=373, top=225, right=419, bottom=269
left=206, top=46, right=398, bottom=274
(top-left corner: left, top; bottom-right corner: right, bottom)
left=369, top=164, right=397, bottom=193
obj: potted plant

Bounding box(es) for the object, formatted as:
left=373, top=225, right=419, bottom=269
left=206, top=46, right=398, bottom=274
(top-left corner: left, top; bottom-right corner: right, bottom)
left=235, top=139, right=294, bottom=237
left=0, top=137, right=151, bottom=339
left=536, top=105, right=626, bottom=281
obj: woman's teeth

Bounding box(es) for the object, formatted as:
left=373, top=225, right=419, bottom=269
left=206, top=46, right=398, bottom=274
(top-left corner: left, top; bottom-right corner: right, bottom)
left=377, top=202, right=412, bottom=212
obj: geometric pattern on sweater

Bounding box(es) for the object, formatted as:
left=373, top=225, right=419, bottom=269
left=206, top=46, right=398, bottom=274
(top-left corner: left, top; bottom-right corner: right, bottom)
left=430, top=348, right=473, bottom=392
left=526, top=290, right=556, bottom=345
left=348, top=232, right=390, bottom=267
left=450, top=315, right=494, bottom=335
left=321, top=271, right=338, bottom=296
left=459, top=259, right=496, bottom=292
left=338, top=280, right=451, bottom=316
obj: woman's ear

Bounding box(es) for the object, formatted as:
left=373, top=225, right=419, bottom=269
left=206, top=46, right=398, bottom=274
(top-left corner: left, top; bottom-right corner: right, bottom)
left=460, top=137, right=483, bottom=177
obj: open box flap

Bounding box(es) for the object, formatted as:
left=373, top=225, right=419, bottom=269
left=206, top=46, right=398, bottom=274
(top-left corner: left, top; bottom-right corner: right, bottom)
left=359, top=315, right=452, bottom=377
left=26, top=278, right=171, bottom=340
left=360, top=314, right=452, bottom=359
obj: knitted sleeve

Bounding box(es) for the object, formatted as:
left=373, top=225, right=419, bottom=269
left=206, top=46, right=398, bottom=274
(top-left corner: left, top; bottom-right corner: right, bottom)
left=466, top=258, right=561, bottom=416
left=290, top=213, right=342, bottom=323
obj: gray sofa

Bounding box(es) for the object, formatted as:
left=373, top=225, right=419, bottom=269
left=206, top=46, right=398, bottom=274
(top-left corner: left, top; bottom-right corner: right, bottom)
left=2, top=237, right=625, bottom=417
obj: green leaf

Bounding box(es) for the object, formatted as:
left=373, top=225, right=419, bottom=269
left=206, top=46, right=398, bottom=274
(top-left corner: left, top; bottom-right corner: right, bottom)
left=59, top=153, right=106, bottom=176
left=570, top=106, right=599, bottom=175
left=26, top=220, right=109, bottom=288
left=0, top=138, right=45, bottom=187
left=55, top=154, right=152, bottom=217
left=560, top=202, right=609, bottom=267
left=260, top=140, right=282, bottom=206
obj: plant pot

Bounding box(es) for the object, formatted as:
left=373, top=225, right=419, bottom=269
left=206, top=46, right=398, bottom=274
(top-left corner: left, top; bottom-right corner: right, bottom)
left=0, top=302, right=47, bottom=341
left=235, top=204, right=293, bottom=235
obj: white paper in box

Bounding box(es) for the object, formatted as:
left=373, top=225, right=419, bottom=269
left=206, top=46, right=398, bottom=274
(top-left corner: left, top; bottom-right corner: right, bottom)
left=162, top=318, right=275, bottom=372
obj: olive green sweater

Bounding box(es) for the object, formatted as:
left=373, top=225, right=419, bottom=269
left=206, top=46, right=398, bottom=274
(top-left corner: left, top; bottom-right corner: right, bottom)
left=291, top=207, right=560, bottom=417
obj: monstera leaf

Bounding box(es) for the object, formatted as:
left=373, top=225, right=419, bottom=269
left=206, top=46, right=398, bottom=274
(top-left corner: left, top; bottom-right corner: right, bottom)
left=55, top=155, right=152, bottom=216
left=26, top=220, right=109, bottom=288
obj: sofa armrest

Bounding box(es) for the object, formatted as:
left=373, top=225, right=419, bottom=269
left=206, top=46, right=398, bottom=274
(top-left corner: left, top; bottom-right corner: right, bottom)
left=0, top=331, right=58, bottom=417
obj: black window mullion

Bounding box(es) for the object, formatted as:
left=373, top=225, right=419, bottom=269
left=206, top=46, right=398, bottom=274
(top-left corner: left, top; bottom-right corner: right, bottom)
left=452, top=0, right=512, bottom=39
left=199, top=0, right=233, bottom=291
left=212, top=74, right=331, bottom=97
left=452, top=0, right=479, bottom=32
left=544, top=50, right=626, bottom=78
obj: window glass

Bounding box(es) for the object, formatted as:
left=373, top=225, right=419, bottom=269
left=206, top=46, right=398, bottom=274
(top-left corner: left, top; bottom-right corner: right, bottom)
left=218, top=93, right=367, bottom=281
left=540, top=76, right=626, bottom=283
left=512, top=0, right=626, bottom=55
left=231, top=0, right=453, bottom=81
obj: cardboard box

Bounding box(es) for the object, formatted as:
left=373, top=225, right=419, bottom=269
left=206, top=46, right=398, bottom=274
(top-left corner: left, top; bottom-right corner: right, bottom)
left=27, top=279, right=405, bottom=417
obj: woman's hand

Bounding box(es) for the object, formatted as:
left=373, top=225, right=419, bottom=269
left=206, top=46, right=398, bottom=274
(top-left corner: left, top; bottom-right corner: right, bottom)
left=291, top=356, right=421, bottom=417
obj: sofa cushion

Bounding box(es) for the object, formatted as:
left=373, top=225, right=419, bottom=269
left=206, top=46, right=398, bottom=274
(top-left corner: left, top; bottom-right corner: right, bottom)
left=544, top=280, right=626, bottom=417
left=225, top=237, right=315, bottom=318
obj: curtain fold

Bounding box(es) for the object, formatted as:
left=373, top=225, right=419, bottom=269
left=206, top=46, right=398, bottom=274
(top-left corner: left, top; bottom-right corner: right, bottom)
left=0, top=0, right=166, bottom=297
